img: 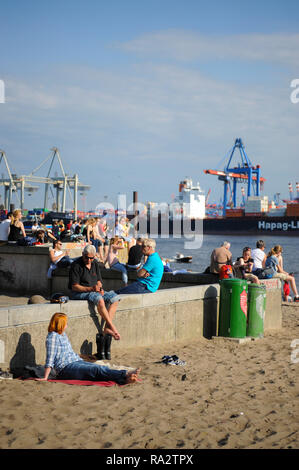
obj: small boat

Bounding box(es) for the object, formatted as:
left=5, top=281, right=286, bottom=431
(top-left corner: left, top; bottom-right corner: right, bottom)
left=174, top=252, right=192, bottom=263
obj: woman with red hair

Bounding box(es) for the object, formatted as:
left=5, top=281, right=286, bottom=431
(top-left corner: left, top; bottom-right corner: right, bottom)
left=36, top=312, right=140, bottom=384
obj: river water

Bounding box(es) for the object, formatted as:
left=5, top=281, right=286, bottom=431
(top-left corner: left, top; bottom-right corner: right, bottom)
left=154, top=234, right=299, bottom=287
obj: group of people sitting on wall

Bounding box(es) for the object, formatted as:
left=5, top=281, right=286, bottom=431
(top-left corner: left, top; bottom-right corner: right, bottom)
left=36, top=237, right=164, bottom=383
left=0, top=210, right=135, bottom=251
left=209, top=239, right=299, bottom=302
left=0, top=210, right=57, bottom=246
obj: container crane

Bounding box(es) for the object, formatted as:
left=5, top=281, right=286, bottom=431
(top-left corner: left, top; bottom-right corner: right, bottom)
left=204, top=138, right=266, bottom=216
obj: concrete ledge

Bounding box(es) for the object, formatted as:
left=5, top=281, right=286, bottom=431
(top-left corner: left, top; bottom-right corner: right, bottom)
left=51, top=265, right=220, bottom=294
left=0, top=281, right=282, bottom=371
left=0, top=243, right=84, bottom=296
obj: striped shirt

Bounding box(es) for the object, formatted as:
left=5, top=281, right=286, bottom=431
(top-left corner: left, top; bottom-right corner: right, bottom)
left=45, top=331, right=81, bottom=373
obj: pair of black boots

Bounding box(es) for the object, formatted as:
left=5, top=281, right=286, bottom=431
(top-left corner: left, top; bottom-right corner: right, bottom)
left=96, top=333, right=112, bottom=360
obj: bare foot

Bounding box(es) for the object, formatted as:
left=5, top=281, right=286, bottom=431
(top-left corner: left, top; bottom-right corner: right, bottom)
left=125, top=368, right=141, bottom=384
left=103, top=327, right=120, bottom=340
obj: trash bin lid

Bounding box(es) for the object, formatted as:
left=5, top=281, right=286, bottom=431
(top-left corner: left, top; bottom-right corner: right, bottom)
left=249, top=283, right=266, bottom=289
left=220, top=278, right=248, bottom=285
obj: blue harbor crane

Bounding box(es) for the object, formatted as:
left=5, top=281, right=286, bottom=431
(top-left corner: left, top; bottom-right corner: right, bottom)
left=204, top=138, right=266, bottom=216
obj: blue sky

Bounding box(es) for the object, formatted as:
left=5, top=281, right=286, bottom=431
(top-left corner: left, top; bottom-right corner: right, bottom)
left=1, top=0, right=299, bottom=211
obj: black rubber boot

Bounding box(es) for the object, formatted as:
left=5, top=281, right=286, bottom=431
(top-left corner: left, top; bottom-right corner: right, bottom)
left=105, top=334, right=112, bottom=360
left=95, top=333, right=106, bottom=360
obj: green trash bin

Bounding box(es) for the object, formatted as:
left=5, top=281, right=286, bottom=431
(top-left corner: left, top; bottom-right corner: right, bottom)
left=218, top=278, right=248, bottom=338
left=247, top=284, right=266, bottom=338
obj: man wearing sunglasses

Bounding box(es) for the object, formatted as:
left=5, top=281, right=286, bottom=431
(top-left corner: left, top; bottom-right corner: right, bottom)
left=69, top=245, right=120, bottom=349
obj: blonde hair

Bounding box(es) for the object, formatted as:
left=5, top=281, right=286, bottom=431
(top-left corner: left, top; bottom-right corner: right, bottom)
left=110, top=236, right=122, bottom=246
left=11, top=209, right=22, bottom=225
left=86, top=218, right=96, bottom=226
left=48, top=313, right=67, bottom=334
left=267, top=245, right=282, bottom=258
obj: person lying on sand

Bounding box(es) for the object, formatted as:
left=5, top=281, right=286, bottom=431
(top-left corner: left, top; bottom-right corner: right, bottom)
left=35, top=312, right=141, bottom=385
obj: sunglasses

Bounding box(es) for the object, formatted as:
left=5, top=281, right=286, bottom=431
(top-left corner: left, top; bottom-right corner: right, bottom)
left=84, top=255, right=95, bottom=260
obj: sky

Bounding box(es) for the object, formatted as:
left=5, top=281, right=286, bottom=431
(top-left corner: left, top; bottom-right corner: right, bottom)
left=1, top=0, right=299, bottom=212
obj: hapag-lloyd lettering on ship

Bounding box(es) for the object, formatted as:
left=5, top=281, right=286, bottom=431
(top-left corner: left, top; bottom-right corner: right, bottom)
left=258, top=220, right=299, bottom=231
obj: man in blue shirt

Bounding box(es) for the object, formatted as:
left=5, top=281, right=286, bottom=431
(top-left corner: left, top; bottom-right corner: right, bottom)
left=116, top=238, right=164, bottom=294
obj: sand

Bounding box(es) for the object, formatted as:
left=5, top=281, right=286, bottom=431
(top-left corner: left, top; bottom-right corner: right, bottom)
left=0, top=295, right=298, bottom=450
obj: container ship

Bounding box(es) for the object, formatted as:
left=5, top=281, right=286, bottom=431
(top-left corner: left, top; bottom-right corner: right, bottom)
left=165, top=178, right=299, bottom=236
left=181, top=138, right=299, bottom=236
left=145, top=137, right=299, bottom=236
left=203, top=200, right=299, bottom=236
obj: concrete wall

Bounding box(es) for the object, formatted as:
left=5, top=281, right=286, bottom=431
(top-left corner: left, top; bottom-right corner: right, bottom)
left=0, top=243, right=85, bottom=296
left=0, top=243, right=218, bottom=295
left=50, top=265, right=220, bottom=294
left=0, top=279, right=282, bottom=373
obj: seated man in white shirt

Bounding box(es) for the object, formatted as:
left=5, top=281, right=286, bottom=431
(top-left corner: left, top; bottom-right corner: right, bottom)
left=0, top=212, right=12, bottom=243
left=251, top=240, right=267, bottom=278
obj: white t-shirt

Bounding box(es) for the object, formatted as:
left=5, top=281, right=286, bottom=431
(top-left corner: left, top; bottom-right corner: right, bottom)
left=252, top=248, right=266, bottom=270
left=0, top=219, right=11, bottom=241
left=50, top=248, right=64, bottom=264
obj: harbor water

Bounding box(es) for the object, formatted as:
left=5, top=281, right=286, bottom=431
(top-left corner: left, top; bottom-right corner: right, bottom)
left=155, top=234, right=299, bottom=287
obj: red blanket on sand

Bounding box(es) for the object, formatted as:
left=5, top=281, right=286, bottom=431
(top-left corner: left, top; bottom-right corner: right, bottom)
left=49, top=379, right=120, bottom=386
left=22, top=377, right=141, bottom=386
left=22, top=377, right=120, bottom=386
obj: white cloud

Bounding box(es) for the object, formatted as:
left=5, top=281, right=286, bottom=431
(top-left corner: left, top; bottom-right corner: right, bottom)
left=118, top=30, right=299, bottom=68
left=1, top=30, right=299, bottom=208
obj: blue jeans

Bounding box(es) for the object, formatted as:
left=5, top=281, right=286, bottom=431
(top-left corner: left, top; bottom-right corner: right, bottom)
left=58, top=360, right=127, bottom=384
left=90, top=238, right=99, bottom=251
left=57, top=256, right=75, bottom=268
left=116, top=281, right=150, bottom=295
left=99, top=238, right=109, bottom=246
left=110, top=262, right=128, bottom=284
left=70, top=290, right=120, bottom=306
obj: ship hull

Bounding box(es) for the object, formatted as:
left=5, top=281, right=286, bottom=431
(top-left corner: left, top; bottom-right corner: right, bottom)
left=134, top=215, right=299, bottom=236
left=202, top=215, right=299, bottom=236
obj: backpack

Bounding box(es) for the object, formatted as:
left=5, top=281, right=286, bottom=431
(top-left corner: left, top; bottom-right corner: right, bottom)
left=219, top=265, right=234, bottom=280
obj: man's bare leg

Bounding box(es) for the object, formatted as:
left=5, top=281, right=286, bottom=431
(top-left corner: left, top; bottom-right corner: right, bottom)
left=103, top=301, right=118, bottom=335
left=97, top=299, right=120, bottom=340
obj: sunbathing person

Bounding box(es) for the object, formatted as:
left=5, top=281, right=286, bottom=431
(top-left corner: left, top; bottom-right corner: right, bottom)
left=126, top=237, right=144, bottom=271
left=97, top=217, right=109, bottom=263
left=8, top=209, right=26, bottom=243
left=265, top=246, right=299, bottom=302
left=234, top=247, right=260, bottom=284
left=210, top=241, right=232, bottom=275
left=35, top=312, right=141, bottom=384
left=49, top=239, right=75, bottom=268
left=106, top=236, right=128, bottom=285
left=85, top=218, right=100, bottom=254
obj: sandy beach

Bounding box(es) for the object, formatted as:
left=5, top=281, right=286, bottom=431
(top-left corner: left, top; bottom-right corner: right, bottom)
left=0, top=295, right=298, bottom=450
